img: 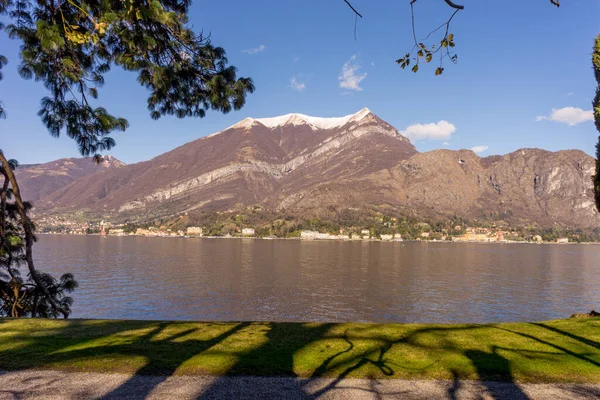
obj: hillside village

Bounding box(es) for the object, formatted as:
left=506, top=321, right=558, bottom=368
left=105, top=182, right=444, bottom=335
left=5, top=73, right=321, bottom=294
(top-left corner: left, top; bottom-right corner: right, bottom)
left=37, top=212, right=588, bottom=244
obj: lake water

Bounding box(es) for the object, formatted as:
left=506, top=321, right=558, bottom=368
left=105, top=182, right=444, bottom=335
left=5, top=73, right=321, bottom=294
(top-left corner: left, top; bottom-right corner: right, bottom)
left=33, top=235, right=600, bottom=323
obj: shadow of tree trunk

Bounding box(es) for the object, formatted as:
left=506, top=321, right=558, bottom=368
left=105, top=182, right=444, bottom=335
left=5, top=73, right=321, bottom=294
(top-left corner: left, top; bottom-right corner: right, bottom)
left=197, top=322, right=334, bottom=399
left=447, top=369, right=462, bottom=400
left=100, top=322, right=251, bottom=400
left=464, top=349, right=529, bottom=400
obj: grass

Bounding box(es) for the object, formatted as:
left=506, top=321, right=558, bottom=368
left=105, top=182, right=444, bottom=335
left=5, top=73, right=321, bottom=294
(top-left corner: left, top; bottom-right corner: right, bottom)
left=0, top=318, right=599, bottom=383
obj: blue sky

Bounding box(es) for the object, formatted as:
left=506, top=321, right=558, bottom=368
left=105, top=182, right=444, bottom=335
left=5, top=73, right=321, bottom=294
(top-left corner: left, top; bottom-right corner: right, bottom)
left=1, top=0, right=599, bottom=164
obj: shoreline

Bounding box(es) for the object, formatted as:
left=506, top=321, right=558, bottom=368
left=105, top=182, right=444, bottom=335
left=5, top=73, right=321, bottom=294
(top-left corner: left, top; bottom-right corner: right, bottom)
left=38, top=232, right=600, bottom=245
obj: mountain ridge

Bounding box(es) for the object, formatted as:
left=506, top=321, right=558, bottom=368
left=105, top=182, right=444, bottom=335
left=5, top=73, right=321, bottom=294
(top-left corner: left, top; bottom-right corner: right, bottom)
left=15, top=156, right=125, bottom=202
left=16, top=109, right=600, bottom=228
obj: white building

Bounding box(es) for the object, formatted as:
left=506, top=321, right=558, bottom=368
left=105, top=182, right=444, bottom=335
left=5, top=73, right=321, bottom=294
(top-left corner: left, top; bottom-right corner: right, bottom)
left=300, top=230, right=350, bottom=240
left=242, top=228, right=256, bottom=236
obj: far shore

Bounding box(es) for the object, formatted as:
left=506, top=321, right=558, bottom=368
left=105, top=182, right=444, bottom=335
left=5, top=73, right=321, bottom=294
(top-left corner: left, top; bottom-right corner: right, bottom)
left=38, top=232, right=600, bottom=245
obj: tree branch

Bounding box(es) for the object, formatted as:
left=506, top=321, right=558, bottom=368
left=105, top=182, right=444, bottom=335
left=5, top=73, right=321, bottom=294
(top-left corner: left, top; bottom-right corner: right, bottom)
left=411, top=0, right=464, bottom=11
left=343, top=0, right=363, bottom=18
left=442, top=0, right=464, bottom=10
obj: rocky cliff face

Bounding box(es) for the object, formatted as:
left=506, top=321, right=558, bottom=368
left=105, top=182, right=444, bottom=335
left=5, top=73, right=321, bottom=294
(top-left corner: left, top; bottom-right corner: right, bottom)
left=387, top=148, right=597, bottom=227
left=23, top=109, right=600, bottom=228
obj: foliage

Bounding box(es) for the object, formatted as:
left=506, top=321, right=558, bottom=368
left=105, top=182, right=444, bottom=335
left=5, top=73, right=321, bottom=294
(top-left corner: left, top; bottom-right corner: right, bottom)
left=0, top=0, right=254, bottom=158
left=396, top=2, right=459, bottom=77
left=121, top=223, right=138, bottom=234
left=0, top=271, right=78, bottom=318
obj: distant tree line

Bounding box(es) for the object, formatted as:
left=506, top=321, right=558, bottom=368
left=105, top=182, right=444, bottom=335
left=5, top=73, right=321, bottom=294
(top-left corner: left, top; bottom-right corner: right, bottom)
left=104, top=207, right=600, bottom=242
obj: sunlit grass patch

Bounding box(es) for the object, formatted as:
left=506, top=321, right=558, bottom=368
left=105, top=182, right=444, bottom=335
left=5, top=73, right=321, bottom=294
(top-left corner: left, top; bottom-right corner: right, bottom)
left=0, top=317, right=598, bottom=383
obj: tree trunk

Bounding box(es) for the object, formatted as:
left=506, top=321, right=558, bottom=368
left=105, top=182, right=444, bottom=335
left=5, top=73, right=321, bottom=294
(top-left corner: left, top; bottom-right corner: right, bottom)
left=0, top=175, right=8, bottom=246
left=0, top=172, right=17, bottom=282
left=593, top=34, right=600, bottom=212
left=0, top=151, right=64, bottom=317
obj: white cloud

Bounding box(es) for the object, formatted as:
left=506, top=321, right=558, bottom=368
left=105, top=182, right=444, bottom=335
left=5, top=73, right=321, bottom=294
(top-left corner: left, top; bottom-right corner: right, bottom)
left=442, top=142, right=450, bottom=146
left=536, top=107, right=593, bottom=126
left=471, top=145, right=489, bottom=154
left=339, top=55, right=367, bottom=91
left=242, top=45, right=265, bottom=55
left=400, top=120, right=456, bottom=141
left=290, top=76, right=306, bottom=92
left=567, top=92, right=574, bottom=96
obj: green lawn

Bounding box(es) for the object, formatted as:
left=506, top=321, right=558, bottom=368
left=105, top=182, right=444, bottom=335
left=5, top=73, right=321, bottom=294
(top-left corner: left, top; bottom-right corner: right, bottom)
left=0, top=318, right=599, bottom=383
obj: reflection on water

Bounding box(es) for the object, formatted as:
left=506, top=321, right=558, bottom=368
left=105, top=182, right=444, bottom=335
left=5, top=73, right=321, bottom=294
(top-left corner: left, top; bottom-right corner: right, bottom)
left=33, top=235, right=600, bottom=323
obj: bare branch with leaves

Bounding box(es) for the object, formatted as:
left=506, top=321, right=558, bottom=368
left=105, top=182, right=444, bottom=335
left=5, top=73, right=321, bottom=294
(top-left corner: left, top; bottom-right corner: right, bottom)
left=395, top=0, right=462, bottom=75
left=396, top=0, right=561, bottom=75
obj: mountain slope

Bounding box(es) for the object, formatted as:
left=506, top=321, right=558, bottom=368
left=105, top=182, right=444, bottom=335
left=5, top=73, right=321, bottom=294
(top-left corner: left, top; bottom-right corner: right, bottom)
left=15, top=156, right=124, bottom=202
left=26, top=109, right=600, bottom=228
left=40, top=109, right=416, bottom=215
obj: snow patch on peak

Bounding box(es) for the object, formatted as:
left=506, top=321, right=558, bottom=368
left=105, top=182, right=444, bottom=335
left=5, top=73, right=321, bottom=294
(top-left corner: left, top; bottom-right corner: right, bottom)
left=256, top=108, right=372, bottom=130
left=351, top=107, right=372, bottom=121
left=204, top=108, right=374, bottom=140
left=205, top=117, right=258, bottom=138
left=226, top=117, right=258, bottom=131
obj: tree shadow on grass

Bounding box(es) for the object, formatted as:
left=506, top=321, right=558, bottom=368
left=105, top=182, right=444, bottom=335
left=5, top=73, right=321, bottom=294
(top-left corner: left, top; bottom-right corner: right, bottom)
left=301, top=325, right=531, bottom=400
left=1, top=319, right=600, bottom=399
left=99, top=321, right=251, bottom=399
left=495, top=326, right=600, bottom=368
left=0, top=319, right=252, bottom=399
left=198, top=324, right=489, bottom=399
left=464, top=348, right=529, bottom=400
left=531, top=322, right=600, bottom=351
left=197, top=320, right=600, bottom=399
left=197, top=322, right=335, bottom=399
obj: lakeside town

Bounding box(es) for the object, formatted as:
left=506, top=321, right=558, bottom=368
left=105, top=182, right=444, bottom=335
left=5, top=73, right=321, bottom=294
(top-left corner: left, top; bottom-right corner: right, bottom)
left=37, top=216, right=582, bottom=244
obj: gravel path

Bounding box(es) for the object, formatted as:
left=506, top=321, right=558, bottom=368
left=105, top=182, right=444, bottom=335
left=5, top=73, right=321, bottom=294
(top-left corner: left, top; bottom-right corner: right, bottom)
left=1, top=370, right=599, bottom=399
